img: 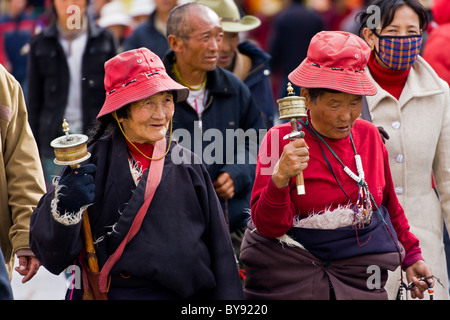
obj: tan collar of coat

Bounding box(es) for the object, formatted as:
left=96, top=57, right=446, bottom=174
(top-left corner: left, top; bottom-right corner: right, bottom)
left=232, top=50, right=252, bottom=81
left=365, top=56, right=445, bottom=110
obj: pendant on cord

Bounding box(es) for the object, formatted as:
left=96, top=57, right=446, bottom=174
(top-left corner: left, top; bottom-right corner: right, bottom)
left=344, top=155, right=373, bottom=227
left=353, top=182, right=373, bottom=227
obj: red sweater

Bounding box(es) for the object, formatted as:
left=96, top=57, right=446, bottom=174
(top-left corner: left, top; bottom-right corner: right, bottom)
left=367, top=53, right=410, bottom=100
left=125, top=140, right=154, bottom=172
left=251, top=119, right=422, bottom=268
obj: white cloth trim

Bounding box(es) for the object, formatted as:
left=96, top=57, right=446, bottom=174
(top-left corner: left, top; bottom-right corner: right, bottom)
left=50, top=177, right=90, bottom=225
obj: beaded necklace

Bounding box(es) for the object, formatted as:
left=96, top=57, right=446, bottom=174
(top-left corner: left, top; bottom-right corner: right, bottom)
left=307, top=121, right=373, bottom=227
left=172, top=63, right=207, bottom=91
left=297, top=119, right=424, bottom=296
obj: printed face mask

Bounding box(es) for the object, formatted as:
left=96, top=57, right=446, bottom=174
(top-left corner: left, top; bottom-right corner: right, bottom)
left=373, top=33, right=422, bottom=70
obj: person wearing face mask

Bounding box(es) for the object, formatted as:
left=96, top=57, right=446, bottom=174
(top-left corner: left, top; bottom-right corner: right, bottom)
left=358, top=0, right=450, bottom=299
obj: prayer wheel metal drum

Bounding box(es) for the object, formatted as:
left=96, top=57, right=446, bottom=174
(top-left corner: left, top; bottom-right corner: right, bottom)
left=50, top=119, right=91, bottom=166
left=277, top=83, right=307, bottom=121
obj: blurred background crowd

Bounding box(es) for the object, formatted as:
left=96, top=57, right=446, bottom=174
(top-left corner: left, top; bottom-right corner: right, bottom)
left=1, top=0, right=448, bottom=299
left=0, top=0, right=438, bottom=109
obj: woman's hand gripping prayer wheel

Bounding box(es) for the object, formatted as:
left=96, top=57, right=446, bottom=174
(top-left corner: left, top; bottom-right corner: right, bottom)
left=272, top=137, right=309, bottom=189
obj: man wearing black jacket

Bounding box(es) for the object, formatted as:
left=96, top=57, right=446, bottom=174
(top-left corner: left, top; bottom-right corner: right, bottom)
left=26, top=0, right=116, bottom=186
left=164, top=2, right=266, bottom=262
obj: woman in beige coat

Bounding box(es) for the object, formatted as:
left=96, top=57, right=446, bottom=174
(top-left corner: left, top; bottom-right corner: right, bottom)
left=359, top=0, right=450, bottom=299
left=0, top=64, right=46, bottom=283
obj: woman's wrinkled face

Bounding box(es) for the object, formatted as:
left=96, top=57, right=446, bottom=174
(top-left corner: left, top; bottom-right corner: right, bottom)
left=303, top=89, right=363, bottom=140
left=119, top=91, right=175, bottom=145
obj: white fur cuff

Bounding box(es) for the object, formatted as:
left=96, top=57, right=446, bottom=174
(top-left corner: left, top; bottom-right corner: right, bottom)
left=50, top=177, right=90, bottom=226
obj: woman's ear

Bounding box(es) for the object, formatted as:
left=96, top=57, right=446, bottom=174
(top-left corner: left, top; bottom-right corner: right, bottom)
left=300, top=88, right=311, bottom=110
left=362, top=27, right=376, bottom=50
left=112, top=111, right=124, bottom=123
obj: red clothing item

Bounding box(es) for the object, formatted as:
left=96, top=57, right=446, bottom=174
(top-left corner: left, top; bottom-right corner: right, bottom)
left=251, top=119, right=422, bottom=268
left=423, top=23, right=450, bottom=85
left=431, top=0, right=450, bottom=26
left=367, top=53, right=410, bottom=100
left=125, top=140, right=154, bottom=171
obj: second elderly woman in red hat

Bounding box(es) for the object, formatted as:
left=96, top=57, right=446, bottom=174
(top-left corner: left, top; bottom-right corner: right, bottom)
left=240, top=31, right=433, bottom=300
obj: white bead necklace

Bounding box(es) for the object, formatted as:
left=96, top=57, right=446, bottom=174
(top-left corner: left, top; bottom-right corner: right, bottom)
left=309, top=126, right=373, bottom=226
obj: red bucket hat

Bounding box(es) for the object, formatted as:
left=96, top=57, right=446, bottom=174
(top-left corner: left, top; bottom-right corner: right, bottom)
left=97, top=47, right=189, bottom=119
left=288, top=31, right=377, bottom=96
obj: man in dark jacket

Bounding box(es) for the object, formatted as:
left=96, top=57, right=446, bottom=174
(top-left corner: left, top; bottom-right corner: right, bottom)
left=26, top=0, right=116, bottom=185
left=164, top=2, right=266, bottom=262
left=196, top=0, right=275, bottom=128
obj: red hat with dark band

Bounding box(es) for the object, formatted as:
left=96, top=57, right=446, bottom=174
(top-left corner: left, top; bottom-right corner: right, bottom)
left=288, top=31, right=377, bottom=96
left=97, top=47, right=189, bottom=119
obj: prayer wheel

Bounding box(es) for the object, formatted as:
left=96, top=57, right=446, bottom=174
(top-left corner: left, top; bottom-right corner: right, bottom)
left=50, top=120, right=100, bottom=283
left=277, top=82, right=307, bottom=121
left=50, top=119, right=91, bottom=166
left=277, top=83, right=307, bottom=195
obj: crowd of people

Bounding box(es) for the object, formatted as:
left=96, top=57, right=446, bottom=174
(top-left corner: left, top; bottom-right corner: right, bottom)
left=1, top=0, right=450, bottom=302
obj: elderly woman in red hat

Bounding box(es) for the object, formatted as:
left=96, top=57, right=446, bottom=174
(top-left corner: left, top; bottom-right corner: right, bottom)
left=240, top=31, right=432, bottom=300
left=29, top=47, right=244, bottom=300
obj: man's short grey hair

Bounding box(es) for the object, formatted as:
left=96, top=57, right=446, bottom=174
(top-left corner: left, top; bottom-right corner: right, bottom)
left=166, top=2, right=214, bottom=38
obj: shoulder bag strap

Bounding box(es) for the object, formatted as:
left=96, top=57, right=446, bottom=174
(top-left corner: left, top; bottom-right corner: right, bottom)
left=98, top=138, right=167, bottom=292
